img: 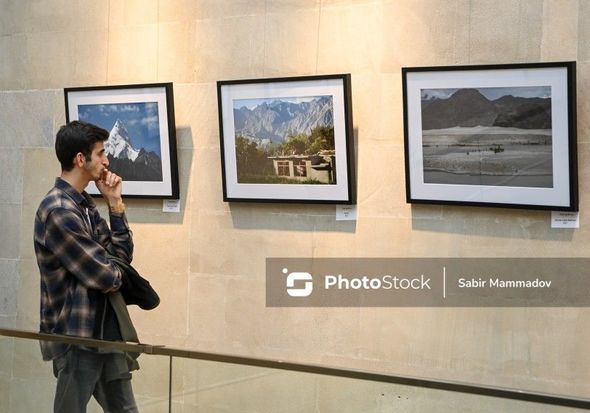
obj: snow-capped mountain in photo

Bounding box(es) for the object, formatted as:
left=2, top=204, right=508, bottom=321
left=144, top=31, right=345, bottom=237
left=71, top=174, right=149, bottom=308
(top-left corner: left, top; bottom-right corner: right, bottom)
left=106, top=119, right=140, bottom=161
left=104, top=119, right=163, bottom=182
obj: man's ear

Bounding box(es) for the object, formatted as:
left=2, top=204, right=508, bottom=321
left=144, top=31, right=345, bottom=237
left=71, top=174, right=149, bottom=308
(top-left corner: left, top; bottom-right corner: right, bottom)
left=73, top=152, right=85, bottom=168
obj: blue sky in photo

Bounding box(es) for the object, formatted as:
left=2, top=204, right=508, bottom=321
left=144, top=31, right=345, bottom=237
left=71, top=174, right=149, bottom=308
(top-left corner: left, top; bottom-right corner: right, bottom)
left=78, top=102, right=162, bottom=156
left=421, top=86, right=551, bottom=101
left=233, top=95, right=326, bottom=110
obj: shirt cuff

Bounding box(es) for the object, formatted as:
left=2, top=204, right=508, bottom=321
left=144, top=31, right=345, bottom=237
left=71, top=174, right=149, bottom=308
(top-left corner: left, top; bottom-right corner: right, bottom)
left=109, top=212, right=130, bottom=232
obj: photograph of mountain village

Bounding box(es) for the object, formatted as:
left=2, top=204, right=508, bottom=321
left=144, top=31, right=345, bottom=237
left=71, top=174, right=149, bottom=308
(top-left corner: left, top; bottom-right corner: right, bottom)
left=232, top=95, right=337, bottom=185
left=79, top=102, right=163, bottom=182
left=420, top=86, right=553, bottom=188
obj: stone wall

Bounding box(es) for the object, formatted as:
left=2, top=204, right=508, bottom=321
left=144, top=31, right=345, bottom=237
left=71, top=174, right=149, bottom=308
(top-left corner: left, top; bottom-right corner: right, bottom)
left=1, top=0, right=589, bottom=411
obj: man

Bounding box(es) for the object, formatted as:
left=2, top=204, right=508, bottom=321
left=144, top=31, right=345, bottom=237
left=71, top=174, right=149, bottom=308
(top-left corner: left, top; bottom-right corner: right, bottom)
left=34, top=120, right=138, bottom=413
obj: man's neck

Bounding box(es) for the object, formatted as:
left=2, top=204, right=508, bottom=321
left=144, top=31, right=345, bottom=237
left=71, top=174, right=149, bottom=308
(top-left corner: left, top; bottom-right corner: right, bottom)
left=60, top=171, right=89, bottom=193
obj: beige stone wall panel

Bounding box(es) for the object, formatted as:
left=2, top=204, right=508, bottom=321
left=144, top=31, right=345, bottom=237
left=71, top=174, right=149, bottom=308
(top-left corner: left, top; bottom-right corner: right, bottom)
left=577, top=63, right=590, bottom=144
left=0, top=374, right=10, bottom=413
left=0, top=204, right=21, bottom=259
left=158, top=0, right=202, bottom=23
left=350, top=74, right=382, bottom=145
left=193, top=16, right=265, bottom=83
left=179, top=359, right=317, bottom=411
left=0, top=259, right=18, bottom=316
left=468, top=0, right=543, bottom=64
left=19, top=148, right=59, bottom=262
left=578, top=0, right=590, bottom=62
left=0, top=0, right=26, bottom=36
left=8, top=376, right=56, bottom=413
left=0, top=35, right=27, bottom=91
left=263, top=9, right=321, bottom=76
left=65, top=30, right=110, bottom=88
left=127, top=219, right=190, bottom=340
left=311, top=216, right=410, bottom=257
left=191, top=208, right=315, bottom=275
left=16, top=259, right=40, bottom=331
left=188, top=146, right=229, bottom=213
left=173, top=83, right=219, bottom=149
left=355, top=140, right=407, bottom=219
left=23, top=0, right=109, bottom=34
left=381, top=0, right=471, bottom=70
left=317, top=2, right=382, bottom=74
left=0, top=91, right=58, bottom=148
left=220, top=282, right=361, bottom=362
left=187, top=273, right=228, bottom=347
left=107, top=25, right=158, bottom=84
left=266, top=0, right=321, bottom=14
left=189, top=0, right=265, bottom=20
left=158, top=22, right=196, bottom=83
left=351, top=74, right=404, bottom=144
left=541, top=0, right=579, bottom=61
left=11, top=336, right=47, bottom=380
left=0, top=0, right=589, bottom=405
left=0, top=149, right=23, bottom=204
left=109, top=0, right=158, bottom=27
left=24, top=32, right=75, bottom=89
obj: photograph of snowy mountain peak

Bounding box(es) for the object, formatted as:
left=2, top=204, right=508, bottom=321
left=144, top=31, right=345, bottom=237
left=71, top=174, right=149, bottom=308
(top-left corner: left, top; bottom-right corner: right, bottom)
left=232, top=95, right=337, bottom=185
left=79, top=102, right=163, bottom=182
left=421, top=86, right=552, bottom=188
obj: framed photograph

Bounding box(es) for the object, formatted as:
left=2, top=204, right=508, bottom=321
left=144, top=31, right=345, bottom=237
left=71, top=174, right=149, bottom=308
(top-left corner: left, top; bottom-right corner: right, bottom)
left=65, top=83, right=179, bottom=199
left=217, top=74, right=355, bottom=203
left=402, top=62, right=577, bottom=211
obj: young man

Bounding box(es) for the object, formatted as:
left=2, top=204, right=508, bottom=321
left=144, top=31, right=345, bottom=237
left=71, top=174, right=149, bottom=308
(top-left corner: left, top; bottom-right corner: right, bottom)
left=34, top=121, right=138, bottom=413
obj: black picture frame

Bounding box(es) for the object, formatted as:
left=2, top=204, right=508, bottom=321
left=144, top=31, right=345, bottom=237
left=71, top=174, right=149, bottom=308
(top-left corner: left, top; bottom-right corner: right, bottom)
left=65, top=83, right=179, bottom=199
left=217, top=74, right=355, bottom=204
left=402, top=62, right=577, bottom=211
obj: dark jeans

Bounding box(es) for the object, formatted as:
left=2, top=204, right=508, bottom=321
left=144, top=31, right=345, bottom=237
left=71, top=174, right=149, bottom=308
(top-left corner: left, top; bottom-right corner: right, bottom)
left=52, top=347, right=138, bottom=413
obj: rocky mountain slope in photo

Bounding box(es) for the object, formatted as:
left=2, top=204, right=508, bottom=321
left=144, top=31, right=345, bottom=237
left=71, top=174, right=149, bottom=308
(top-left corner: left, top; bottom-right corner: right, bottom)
left=105, top=119, right=163, bottom=181
left=233, top=96, right=334, bottom=145
left=421, top=88, right=551, bottom=130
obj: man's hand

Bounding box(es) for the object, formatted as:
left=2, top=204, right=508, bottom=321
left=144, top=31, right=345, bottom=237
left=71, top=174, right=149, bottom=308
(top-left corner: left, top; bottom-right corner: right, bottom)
left=96, top=170, right=125, bottom=212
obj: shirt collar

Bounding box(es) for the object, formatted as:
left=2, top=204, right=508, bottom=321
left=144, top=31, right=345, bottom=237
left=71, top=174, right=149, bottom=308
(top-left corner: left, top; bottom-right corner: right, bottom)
left=54, top=177, right=96, bottom=209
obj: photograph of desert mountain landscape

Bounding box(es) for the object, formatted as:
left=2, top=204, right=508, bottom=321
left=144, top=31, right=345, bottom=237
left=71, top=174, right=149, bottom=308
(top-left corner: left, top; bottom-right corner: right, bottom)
left=420, top=86, right=553, bottom=188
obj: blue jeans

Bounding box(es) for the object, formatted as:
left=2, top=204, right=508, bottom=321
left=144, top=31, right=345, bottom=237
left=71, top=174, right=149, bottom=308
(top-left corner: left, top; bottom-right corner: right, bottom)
left=52, top=347, right=138, bottom=413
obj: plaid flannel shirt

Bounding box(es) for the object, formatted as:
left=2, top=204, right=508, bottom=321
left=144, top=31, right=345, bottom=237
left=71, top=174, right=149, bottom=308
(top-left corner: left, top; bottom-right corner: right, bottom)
left=34, top=178, right=133, bottom=360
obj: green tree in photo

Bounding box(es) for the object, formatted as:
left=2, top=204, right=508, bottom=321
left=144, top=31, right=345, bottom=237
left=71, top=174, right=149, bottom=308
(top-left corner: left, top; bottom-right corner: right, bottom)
left=307, top=125, right=334, bottom=154
left=282, top=133, right=308, bottom=155
left=235, top=135, right=273, bottom=181
left=235, top=125, right=335, bottom=184
left=279, top=126, right=335, bottom=155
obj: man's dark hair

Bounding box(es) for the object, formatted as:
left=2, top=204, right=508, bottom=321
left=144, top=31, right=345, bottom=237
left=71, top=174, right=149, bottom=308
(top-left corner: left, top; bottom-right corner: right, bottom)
left=55, top=121, right=109, bottom=171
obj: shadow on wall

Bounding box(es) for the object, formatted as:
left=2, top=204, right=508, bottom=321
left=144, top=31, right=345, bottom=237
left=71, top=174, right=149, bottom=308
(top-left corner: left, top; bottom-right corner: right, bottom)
left=228, top=202, right=356, bottom=233
left=124, top=126, right=193, bottom=226
left=410, top=204, right=575, bottom=241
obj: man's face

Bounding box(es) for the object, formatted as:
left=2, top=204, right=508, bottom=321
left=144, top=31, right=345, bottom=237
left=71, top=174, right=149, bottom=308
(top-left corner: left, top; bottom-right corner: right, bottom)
left=82, top=141, right=109, bottom=181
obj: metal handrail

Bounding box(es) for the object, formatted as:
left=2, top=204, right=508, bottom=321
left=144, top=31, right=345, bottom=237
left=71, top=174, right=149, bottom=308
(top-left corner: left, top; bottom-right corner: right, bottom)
left=1, top=327, right=589, bottom=409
